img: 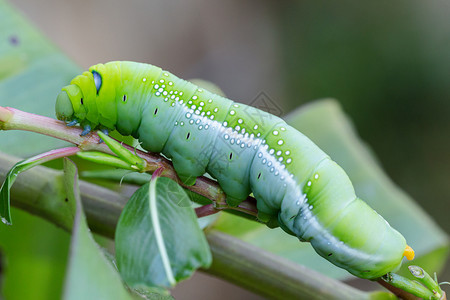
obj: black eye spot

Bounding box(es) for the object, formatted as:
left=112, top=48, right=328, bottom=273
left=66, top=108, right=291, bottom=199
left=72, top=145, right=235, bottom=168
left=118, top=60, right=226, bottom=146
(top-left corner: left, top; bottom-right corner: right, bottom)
left=122, top=95, right=127, bottom=102
left=186, top=132, right=190, bottom=140
left=328, top=253, right=333, bottom=256
left=92, top=70, right=102, bottom=94
left=154, top=108, right=158, bottom=115
left=80, top=98, right=84, bottom=105
left=257, top=173, right=261, bottom=179
left=229, top=153, right=233, bottom=160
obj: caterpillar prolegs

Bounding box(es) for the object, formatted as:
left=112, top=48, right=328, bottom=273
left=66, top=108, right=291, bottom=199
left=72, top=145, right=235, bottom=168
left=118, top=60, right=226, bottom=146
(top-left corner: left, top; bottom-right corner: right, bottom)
left=55, top=61, right=414, bottom=279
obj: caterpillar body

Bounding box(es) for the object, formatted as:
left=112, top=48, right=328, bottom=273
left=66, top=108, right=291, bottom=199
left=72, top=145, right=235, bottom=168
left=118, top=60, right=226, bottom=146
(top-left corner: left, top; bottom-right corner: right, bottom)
left=55, top=61, right=414, bottom=279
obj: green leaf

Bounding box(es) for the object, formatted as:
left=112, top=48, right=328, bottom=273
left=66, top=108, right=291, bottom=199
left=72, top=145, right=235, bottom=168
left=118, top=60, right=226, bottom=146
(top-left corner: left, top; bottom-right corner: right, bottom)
left=115, top=177, right=212, bottom=290
left=77, top=151, right=140, bottom=171
left=97, top=131, right=145, bottom=171
left=62, top=158, right=136, bottom=300
left=213, top=99, right=449, bottom=280
left=0, top=148, right=79, bottom=225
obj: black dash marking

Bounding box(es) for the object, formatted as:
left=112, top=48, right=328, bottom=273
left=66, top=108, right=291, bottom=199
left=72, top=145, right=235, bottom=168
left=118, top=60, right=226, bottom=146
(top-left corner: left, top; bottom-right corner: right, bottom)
left=80, top=98, right=84, bottom=105
left=229, top=152, right=233, bottom=160
left=154, top=108, right=158, bottom=115
left=257, top=173, right=261, bottom=179
left=328, top=253, right=333, bottom=256
left=122, top=95, right=127, bottom=102
left=186, top=132, right=191, bottom=140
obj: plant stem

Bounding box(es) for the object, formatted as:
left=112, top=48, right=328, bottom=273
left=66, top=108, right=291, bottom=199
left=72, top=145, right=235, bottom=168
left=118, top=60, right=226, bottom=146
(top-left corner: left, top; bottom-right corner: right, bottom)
left=0, top=106, right=258, bottom=217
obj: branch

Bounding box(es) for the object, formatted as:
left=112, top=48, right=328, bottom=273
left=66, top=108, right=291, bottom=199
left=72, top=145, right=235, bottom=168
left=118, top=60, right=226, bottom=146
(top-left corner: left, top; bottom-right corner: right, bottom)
left=0, top=106, right=258, bottom=219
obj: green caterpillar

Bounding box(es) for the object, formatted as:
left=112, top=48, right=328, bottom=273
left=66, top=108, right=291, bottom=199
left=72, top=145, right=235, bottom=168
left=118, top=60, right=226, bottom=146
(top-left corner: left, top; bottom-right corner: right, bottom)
left=55, top=61, right=414, bottom=280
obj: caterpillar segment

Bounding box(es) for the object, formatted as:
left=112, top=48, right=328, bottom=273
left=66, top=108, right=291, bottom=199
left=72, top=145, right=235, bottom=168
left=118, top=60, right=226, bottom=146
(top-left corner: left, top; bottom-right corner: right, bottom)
left=55, top=61, right=414, bottom=280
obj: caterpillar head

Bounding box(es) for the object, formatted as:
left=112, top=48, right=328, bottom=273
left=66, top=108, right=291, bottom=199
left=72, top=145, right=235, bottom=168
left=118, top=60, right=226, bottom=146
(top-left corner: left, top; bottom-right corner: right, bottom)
left=55, top=85, right=80, bottom=121
left=56, top=70, right=103, bottom=125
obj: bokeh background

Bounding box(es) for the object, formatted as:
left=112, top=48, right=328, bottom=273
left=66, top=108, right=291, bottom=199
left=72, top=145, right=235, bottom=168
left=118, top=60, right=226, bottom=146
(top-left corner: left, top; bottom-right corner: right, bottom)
left=6, top=0, right=450, bottom=298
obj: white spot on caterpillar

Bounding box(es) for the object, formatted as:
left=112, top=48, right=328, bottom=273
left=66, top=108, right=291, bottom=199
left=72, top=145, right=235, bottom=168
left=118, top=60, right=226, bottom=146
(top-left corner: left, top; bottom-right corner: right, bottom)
left=233, top=104, right=239, bottom=107
left=230, top=138, right=235, bottom=145
left=158, top=88, right=164, bottom=93
left=224, top=134, right=230, bottom=140
left=164, top=97, right=168, bottom=102
left=213, top=108, right=218, bottom=113
left=169, top=81, right=173, bottom=86
left=163, top=91, right=168, bottom=96
left=268, top=161, right=272, bottom=167
left=205, top=124, right=209, bottom=129
left=164, top=72, right=169, bottom=76
left=262, top=158, right=267, bottom=164
left=188, top=101, right=193, bottom=105
left=198, top=125, right=203, bottom=130
left=269, top=149, right=275, bottom=155
left=159, top=79, right=164, bottom=83
left=230, top=110, right=236, bottom=115
left=171, top=95, right=175, bottom=100
left=206, top=111, right=211, bottom=116
left=179, top=92, right=183, bottom=95
left=281, top=176, right=285, bottom=180
left=189, top=120, right=194, bottom=124
left=195, top=110, right=200, bottom=115
left=171, top=103, right=175, bottom=107
left=191, top=105, right=197, bottom=109
left=276, top=150, right=282, bottom=156
left=186, top=113, right=192, bottom=118
left=236, top=139, right=241, bottom=145
left=235, top=125, right=241, bottom=131
left=223, top=121, right=228, bottom=126
left=281, top=127, right=286, bottom=131
left=175, top=121, right=178, bottom=126
left=192, top=96, right=198, bottom=100
left=241, top=128, right=246, bottom=134
left=238, top=119, right=243, bottom=124
left=296, top=200, right=301, bottom=206
left=286, top=158, right=292, bottom=164
left=254, top=125, right=258, bottom=130
left=309, top=205, right=313, bottom=210
left=180, top=121, right=184, bottom=126
left=200, top=101, right=205, bottom=106
left=307, top=181, right=312, bottom=187
left=278, top=157, right=283, bottom=162
left=208, top=99, right=213, bottom=103
left=314, top=174, right=319, bottom=179
left=198, top=88, right=203, bottom=92
left=270, top=167, right=274, bottom=172
left=277, top=140, right=284, bottom=145
left=210, top=116, right=214, bottom=120
left=240, top=143, right=245, bottom=148
left=274, top=171, right=279, bottom=176
left=285, top=150, right=290, bottom=155
left=273, top=130, right=279, bottom=135
left=195, top=119, right=201, bottom=124
left=154, top=84, right=159, bottom=89
left=256, top=133, right=261, bottom=137
left=258, top=152, right=263, bottom=158
left=155, top=92, right=161, bottom=96
left=143, top=78, right=147, bottom=82
left=247, top=143, right=252, bottom=148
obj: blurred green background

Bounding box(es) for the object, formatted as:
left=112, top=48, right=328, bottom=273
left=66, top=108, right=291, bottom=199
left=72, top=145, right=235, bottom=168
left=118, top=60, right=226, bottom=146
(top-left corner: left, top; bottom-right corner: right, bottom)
left=4, top=0, right=450, bottom=298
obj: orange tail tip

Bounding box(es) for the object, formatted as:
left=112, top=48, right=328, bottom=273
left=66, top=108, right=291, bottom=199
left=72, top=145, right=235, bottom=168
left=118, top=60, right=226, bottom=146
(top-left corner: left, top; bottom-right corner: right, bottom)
left=404, top=245, right=415, bottom=260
